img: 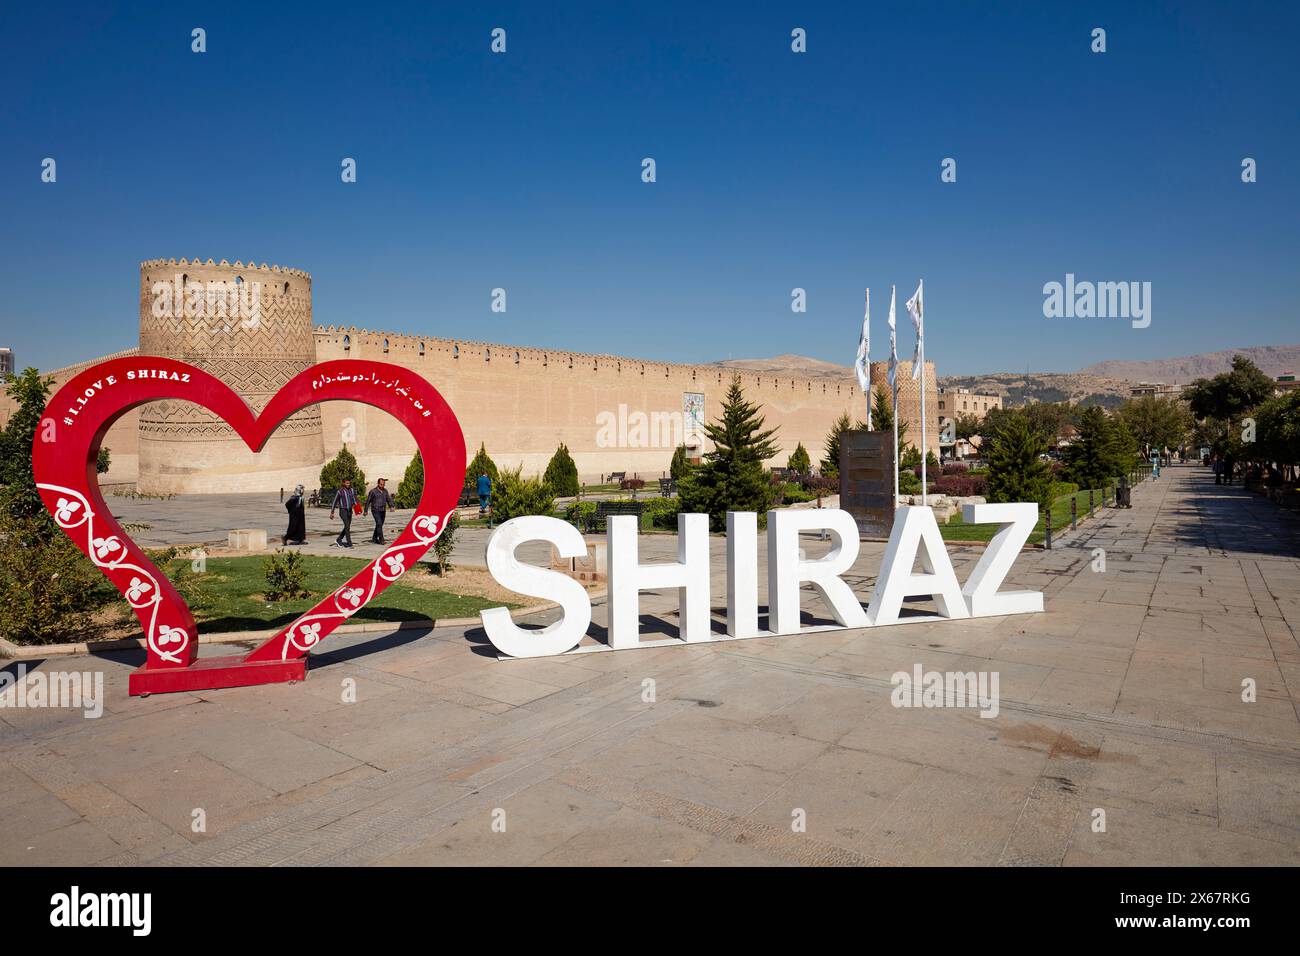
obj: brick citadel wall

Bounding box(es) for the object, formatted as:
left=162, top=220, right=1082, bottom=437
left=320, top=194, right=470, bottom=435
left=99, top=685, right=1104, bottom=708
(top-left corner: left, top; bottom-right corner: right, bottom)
left=5, top=259, right=945, bottom=492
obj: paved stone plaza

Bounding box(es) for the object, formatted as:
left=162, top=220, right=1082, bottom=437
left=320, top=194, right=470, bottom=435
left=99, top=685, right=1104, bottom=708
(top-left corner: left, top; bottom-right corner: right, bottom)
left=2, top=466, right=1298, bottom=866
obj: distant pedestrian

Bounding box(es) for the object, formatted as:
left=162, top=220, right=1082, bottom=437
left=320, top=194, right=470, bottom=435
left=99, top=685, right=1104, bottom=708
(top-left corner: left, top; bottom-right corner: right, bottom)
left=365, top=477, right=394, bottom=544
left=330, top=479, right=357, bottom=548
left=476, top=472, right=492, bottom=517
left=283, top=484, right=307, bottom=545
left=1212, top=457, right=1223, bottom=485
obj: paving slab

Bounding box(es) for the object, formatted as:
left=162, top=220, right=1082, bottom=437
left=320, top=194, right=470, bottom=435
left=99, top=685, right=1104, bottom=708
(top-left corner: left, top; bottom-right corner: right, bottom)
left=3, top=465, right=1300, bottom=865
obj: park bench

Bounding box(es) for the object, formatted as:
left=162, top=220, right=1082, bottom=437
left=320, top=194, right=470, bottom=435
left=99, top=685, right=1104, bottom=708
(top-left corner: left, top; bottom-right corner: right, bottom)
left=658, top=477, right=677, bottom=497
left=458, top=484, right=478, bottom=508
left=588, top=500, right=644, bottom=533
left=311, top=487, right=336, bottom=508
left=607, top=471, right=626, bottom=485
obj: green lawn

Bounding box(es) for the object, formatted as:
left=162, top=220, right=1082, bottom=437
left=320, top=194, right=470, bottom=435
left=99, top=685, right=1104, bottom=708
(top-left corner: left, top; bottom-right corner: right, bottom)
left=171, top=555, right=510, bottom=634
left=940, top=483, right=1121, bottom=545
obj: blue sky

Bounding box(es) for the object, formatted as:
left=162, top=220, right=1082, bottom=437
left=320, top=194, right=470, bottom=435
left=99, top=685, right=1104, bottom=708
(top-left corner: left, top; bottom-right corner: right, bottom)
left=2, top=0, right=1297, bottom=375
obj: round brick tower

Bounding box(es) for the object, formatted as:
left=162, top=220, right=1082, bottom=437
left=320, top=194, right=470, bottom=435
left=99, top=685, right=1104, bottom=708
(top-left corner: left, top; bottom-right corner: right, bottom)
left=869, top=359, right=940, bottom=460
left=137, top=258, right=326, bottom=493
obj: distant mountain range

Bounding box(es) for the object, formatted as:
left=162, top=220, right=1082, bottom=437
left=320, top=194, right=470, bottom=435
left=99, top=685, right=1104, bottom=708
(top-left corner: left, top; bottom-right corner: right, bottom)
left=714, top=344, right=1300, bottom=408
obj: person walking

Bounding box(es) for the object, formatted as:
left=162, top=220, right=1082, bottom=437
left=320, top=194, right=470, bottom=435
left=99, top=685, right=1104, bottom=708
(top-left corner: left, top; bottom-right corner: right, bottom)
left=1212, top=456, right=1223, bottom=485
left=476, top=471, right=492, bottom=518
left=283, top=484, right=307, bottom=545
left=330, top=479, right=357, bottom=548
left=365, top=477, right=394, bottom=544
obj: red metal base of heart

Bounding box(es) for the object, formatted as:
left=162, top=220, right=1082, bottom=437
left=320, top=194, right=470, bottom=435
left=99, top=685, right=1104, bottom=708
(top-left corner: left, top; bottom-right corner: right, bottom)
left=33, top=356, right=465, bottom=697
left=128, top=655, right=307, bottom=695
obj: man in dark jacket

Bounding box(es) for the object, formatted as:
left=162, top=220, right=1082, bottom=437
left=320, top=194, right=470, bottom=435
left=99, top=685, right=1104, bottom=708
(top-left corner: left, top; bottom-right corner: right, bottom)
left=330, top=479, right=357, bottom=548
left=365, top=477, right=394, bottom=545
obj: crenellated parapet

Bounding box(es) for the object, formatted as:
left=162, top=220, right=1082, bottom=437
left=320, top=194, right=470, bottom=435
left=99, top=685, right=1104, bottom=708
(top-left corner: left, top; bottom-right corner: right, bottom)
left=310, top=326, right=865, bottom=402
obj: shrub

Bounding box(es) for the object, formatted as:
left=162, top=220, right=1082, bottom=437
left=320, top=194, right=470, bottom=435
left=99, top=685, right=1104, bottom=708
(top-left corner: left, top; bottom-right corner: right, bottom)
left=641, top=496, right=681, bottom=529
left=929, top=475, right=987, bottom=498
left=620, top=477, right=646, bottom=492
left=492, top=466, right=555, bottom=521
left=264, top=549, right=310, bottom=601
left=941, top=462, right=968, bottom=476
left=0, top=512, right=114, bottom=644
left=564, top=500, right=597, bottom=529
left=670, top=444, right=693, bottom=482
left=543, top=444, right=580, bottom=497
left=779, top=481, right=815, bottom=504
left=798, top=474, right=838, bottom=496
left=320, top=445, right=365, bottom=492
left=429, top=511, right=459, bottom=576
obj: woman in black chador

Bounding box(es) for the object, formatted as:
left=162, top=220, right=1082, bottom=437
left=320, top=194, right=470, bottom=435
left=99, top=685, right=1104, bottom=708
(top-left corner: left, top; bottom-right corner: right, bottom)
left=283, top=484, right=307, bottom=545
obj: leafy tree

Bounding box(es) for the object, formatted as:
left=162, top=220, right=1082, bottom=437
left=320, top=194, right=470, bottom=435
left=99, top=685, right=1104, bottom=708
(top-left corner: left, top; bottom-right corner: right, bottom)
left=394, top=451, right=423, bottom=508
left=0, top=369, right=115, bottom=644
left=320, top=444, right=365, bottom=491
left=678, top=375, right=780, bottom=531
left=543, top=443, right=580, bottom=497
left=465, top=442, right=498, bottom=489
left=491, top=466, right=555, bottom=521
left=787, top=442, right=811, bottom=474
left=1117, top=395, right=1192, bottom=453
left=669, top=443, right=692, bottom=481
left=1251, top=390, right=1300, bottom=477
left=925, top=450, right=939, bottom=470
left=96, top=447, right=112, bottom=474
left=986, top=414, right=1053, bottom=512
left=953, top=413, right=983, bottom=441
left=0, top=368, right=55, bottom=521
left=1185, top=355, right=1276, bottom=423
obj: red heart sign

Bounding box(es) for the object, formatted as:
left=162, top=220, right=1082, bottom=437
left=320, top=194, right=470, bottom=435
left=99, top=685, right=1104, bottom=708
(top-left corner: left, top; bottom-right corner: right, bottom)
left=31, top=357, right=465, bottom=695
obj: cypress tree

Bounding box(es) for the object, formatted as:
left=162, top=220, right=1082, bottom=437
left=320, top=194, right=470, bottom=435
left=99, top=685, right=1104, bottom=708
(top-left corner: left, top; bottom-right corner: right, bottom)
left=543, top=443, right=580, bottom=497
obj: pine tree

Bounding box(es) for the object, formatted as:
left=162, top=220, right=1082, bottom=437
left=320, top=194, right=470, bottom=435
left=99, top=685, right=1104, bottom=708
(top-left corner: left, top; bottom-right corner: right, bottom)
left=820, top=412, right=853, bottom=479
left=543, top=443, right=580, bottom=497
left=787, top=442, right=811, bottom=474
left=986, top=415, right=1052, bottom=512
left=394, top=451, right=423, bottom=508
left=678, top=376, right=780, bottom=531
left=465, top=442, right=498, bottom=489
left=320, top=444, right=366, bottom=492
left=1064, top=406, right=1131, bottom=489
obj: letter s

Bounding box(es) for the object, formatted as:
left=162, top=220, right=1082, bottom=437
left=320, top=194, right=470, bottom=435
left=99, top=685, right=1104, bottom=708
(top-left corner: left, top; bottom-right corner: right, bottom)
left=481, top=516, right=593, bottom=657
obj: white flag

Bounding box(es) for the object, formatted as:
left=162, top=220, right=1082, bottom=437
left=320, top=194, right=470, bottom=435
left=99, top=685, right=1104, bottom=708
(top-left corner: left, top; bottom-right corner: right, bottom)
left=854, top=289, right=870, bottom=393
left=907, top=279, right=924, bottom=380
left=887, top=285, right=898, bottom=389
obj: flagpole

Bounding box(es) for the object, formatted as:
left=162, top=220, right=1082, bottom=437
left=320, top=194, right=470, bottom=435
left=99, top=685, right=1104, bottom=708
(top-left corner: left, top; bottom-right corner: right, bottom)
left=863, top=288, right=871, bottom=431
left=891, top=285, right=899, bottom=507
left=918, top=279, right=927, bottom=507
